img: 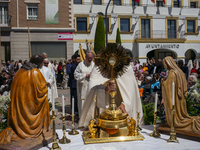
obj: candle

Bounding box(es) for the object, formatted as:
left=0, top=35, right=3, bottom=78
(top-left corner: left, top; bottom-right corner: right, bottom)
left=155, top=92, right=158, bottom=112
left=172, top=82, right=175, bottom=106
left=62, top=95, right=65, bottom=116
left=72, top=97, right=74, bottom=116
left=52, top=87, right=55, bottom=111
left=50, top=88, right=52, bottom=104
left=50, top=88, right=53, bottom=115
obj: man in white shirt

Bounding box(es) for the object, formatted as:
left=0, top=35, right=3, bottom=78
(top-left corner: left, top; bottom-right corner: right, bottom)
left=74, top=52, right=95, bottom=117
left=18, top=60, right=23, bottom=69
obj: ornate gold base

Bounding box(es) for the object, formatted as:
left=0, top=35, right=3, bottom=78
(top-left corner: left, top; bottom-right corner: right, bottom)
left=149, top=124, right=160, bottom=137
left=138, top=127, right=142, bottom=131
left=68, top=129, right=79, bottom=135
left=50, top=142, right=61, bottom=150
left=167, top=132, right=179, bottom=143
left=59, top=136, right=71, bottom=144
left=82, top=127, right=145, bottom=144
left=149, top=131, right=161, bottom=137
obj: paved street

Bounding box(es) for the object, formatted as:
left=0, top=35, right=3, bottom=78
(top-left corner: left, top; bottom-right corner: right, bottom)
left=50, top=87, right=79, bottom=129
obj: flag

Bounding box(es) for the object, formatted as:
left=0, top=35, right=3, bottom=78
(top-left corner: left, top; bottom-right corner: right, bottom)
left=177, top=0, right=180, bottom=3
left=163, top=0, right=165, bottom=4
left=89, top=42, right=96, bottom=57
left=79, top=44, right=85, bottom=62
left=151, top=0, right=155, bottom=3
left=135, top=0, right=139, bottom=3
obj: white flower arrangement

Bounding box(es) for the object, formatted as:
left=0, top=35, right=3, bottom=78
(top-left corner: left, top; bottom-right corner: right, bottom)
left=0, top=93, right=11, bottom=123
left=191, top=89, right=200, bottom=102
left=188, top=80, right=200, bottom=103
left=186, top=80, right=200, bottom=116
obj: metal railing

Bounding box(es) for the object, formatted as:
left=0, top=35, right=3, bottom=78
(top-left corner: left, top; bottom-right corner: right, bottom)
left=74, top=2, right=200, bottom=8
left=0, top=15, right=12, bottom=27
left=134, top=30, right=185, bottom=39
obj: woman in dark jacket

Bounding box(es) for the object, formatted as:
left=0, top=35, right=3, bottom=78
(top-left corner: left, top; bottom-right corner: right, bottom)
left=57, top=61, right=63, bottom=87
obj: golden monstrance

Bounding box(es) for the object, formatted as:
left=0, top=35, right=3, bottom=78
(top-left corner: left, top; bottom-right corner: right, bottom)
left=82, top=43, right=145, bottom=144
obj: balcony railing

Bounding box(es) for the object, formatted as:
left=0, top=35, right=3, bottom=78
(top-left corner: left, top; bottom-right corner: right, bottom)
left=134, top=30, right=185, bottom=39
left=74, top=2, right=200, bottom=8
left=0, top=15, right=12, bottom=27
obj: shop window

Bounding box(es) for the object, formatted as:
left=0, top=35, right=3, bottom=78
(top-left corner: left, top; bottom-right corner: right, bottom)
left=190, top=2, right=197, bottom=8
left=0, top=4, right=8, bottom=25
left=120, top=18, right=130, bottom=32
left=141, top=19, right=150, bottom=38
left=187, top=20, right=195, bottom=33
left=31, top=42, right=66, bottom=62
left=132, top=0, right=139, bottom=6
left=156, top=0, right=164, bottom=7
left=93, top=0, right=102, bottom=5
left=77, top=17, right=87, bottom=31
left=167, top=20, right=176, bottom=38
left=74, top=0, right=82, bottom=4
left=113, top=0, right=121, bottom=5
left=27, top=4, right=38, bottom=20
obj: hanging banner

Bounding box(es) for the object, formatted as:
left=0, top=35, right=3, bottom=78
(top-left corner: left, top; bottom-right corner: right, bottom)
left=45, top=0, right=59, bottom=24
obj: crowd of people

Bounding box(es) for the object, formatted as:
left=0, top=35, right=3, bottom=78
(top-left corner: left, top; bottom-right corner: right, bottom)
left=1, top=53, right=200, bottom=121
left=130, top=58, right=200, bottom=98
left=0, top=55, right=71, bottom=96
left=129, top=58, right=200, bottom=120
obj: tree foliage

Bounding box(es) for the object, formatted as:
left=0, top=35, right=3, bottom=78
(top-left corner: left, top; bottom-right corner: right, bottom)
left=116, top=28, right=121, bottom=45
left=94, top=16, right=105, bottom=53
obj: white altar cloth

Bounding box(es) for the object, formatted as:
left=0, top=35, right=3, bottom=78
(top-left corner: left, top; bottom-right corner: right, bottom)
left=39, top=126, right=200, bottom=150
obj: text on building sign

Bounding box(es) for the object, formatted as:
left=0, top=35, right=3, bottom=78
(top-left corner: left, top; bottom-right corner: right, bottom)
left=145, top=44, right=179, bottom=49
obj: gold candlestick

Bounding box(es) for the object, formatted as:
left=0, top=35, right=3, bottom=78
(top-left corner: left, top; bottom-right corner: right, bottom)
left=167, top=105, right=179, bottom=143
left=59, top=115, right=71, bottom=144
left=149, top=111, right=160, bottom=137
left=137, top=111, right=142, bottom=131
left=68, top=114, right=79, bottom=135
left=134, top=112, right=139, bottom=136
left=51, top=111, right=61, bottom=150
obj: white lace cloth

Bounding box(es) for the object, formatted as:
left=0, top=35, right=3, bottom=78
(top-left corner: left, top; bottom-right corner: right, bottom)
left=39, top=125, right=200, bottom=150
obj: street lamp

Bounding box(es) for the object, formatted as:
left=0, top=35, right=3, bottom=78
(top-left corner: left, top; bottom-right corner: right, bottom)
left=90, top=14, right=96, bottom=24
left=105, top=0, right=112, bottom=45
left=134, top=16, right=139, bottom=25
left=97, top=12, right=104, bottom=16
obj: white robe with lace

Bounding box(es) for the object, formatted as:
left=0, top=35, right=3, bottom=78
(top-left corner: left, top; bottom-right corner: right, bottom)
left=78, top=65, right=144, bottom=128
left=39, top=66, right=54, bottom=100
left=74, top=60, right=94, bottom=117
left=48, top=63, right=58, bottom=98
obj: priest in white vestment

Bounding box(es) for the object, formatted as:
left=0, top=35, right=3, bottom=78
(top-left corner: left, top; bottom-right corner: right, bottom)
left=42, top=52, right=58, bottom=98
left=74, top=52, right=95, bottom=117
left=78, top=64, right=144, bottom=127
left=39, top=58, right=54, bottom=99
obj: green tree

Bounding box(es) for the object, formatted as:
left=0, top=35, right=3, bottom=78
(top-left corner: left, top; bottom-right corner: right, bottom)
left=116, top=28, right=121, bottom=45
left=94, top=16, right=105, bottom=53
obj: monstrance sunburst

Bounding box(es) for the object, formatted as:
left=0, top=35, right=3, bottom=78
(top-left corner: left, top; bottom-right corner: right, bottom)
left=94, top=43, right=130, bottom=80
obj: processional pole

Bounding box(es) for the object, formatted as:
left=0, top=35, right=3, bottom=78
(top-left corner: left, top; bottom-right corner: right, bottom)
left=105, top=0, right=112, bottom=46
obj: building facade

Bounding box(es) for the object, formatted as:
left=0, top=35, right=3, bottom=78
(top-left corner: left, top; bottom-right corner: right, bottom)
left=0, top=0, right=74, bottom=62
left=73, top=0, right=200, bottom=63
